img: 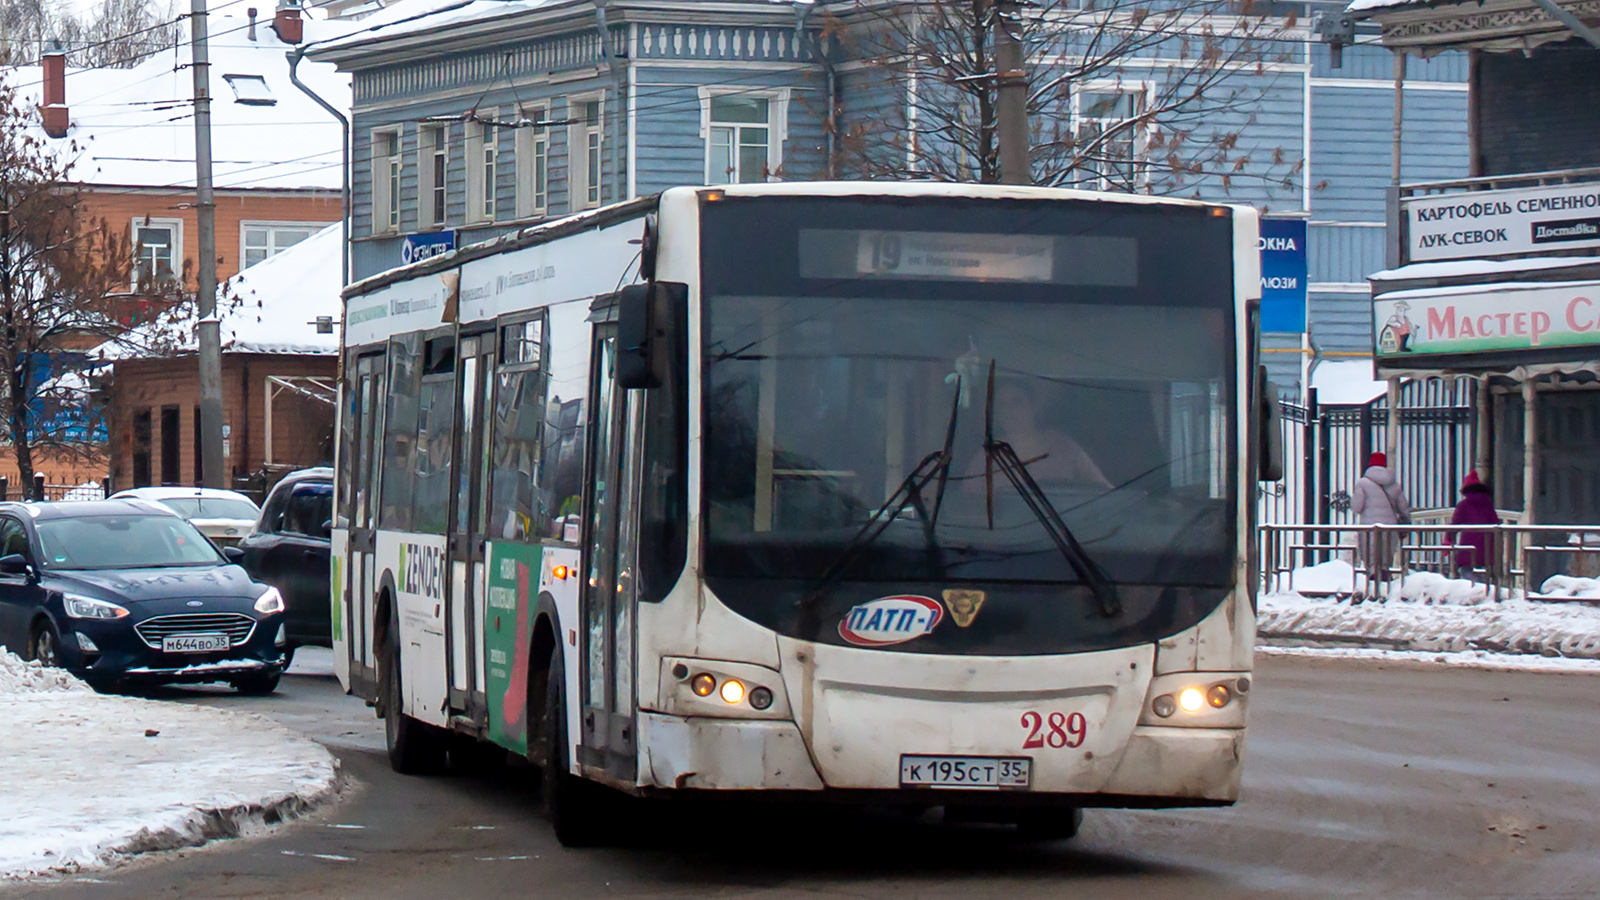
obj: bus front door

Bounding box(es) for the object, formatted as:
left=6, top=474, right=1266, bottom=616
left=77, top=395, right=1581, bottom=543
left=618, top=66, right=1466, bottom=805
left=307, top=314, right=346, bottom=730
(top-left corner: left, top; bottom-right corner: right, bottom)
left=349, top=353, right=386, bottom=696
left=447, top=333, right=495, bottom=720
left=578, top=327, right=644, bottom=782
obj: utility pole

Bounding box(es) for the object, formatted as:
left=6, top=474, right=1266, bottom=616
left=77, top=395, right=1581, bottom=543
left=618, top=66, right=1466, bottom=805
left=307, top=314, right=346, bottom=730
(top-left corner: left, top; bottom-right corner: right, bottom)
left=191, top=0, right=225, bottom=488
left=994, top=0, right=1030, bottom=185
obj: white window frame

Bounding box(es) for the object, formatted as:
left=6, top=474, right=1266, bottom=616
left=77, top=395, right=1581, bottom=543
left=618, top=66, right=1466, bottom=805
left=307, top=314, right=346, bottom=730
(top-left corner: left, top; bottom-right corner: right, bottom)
left=1070, top=81, right=1153, bottom=192
left=515, top=103, right=549, bottom=220
left=130, top=217, right=183, bottom=289
left=420, top=122, right=450, bottom=228
left=465, top=118, right=497, bottom=224
left=567, top=92, right=605, bottom=212
left=698, top=86, right=790, bottom=185
left=371, top=127, right=402, bottom=235
left=239, top=220, right=324, bottom=270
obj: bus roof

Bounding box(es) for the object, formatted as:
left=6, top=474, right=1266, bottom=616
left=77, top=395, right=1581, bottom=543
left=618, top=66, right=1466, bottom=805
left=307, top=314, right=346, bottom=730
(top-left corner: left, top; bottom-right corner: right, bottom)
left=344, top=182, right=1247, bottom=301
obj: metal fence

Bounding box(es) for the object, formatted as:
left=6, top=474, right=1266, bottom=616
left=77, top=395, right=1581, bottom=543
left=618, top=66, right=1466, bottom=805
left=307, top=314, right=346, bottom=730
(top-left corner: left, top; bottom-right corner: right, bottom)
left=1259, top=377, right=1477, bottom=574
left=0, top=477, right=108, bottom=502
left=1260, top=522, right=1600, bottom=598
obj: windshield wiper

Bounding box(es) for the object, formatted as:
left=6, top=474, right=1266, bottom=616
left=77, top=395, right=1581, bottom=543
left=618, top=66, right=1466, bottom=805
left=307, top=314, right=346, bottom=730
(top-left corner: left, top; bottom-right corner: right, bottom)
left=982, top=362, right=1121, bottom=618
left=799, top=379, right=962, bottom=613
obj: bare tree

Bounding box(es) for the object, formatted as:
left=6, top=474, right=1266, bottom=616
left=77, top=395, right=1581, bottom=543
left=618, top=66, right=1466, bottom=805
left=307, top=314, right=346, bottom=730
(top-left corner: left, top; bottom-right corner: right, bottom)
left=834, top=0, right=1305, bottom=198
left=0, top=0, right=178, bottom=68
left=0, top=66, right=178, bottom=487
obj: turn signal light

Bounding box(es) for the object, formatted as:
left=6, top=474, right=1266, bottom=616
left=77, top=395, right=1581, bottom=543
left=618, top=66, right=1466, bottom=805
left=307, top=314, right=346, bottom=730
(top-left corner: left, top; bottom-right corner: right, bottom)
left=551, top=565, right=569, bottom=580
left=1208, top=684, right=1232, bottom=709
left=691, top=673, right=716, bottom=697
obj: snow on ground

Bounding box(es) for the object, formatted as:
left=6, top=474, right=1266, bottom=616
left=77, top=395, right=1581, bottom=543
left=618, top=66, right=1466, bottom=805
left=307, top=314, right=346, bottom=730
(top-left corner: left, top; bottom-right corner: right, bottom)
left=1260, top=562, right=1600, bottom=661
left=0, top=650, right=339, bottom=881
left=1257, top=645, right=1600, bottom=674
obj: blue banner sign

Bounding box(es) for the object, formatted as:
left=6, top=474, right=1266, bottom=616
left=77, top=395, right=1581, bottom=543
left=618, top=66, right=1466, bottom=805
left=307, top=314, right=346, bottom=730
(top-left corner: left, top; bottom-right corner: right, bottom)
left=1259, top=217, right=1308, bottom=333
left=401, top=230, right=456, bottom=265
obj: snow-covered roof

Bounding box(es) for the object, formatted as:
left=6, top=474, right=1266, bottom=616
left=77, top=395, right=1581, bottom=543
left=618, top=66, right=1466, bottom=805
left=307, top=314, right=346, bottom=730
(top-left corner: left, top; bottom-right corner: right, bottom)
left=5, top=14, right=353, bottom=190
left=1371, top=256, right=1600, bottom=283
left=96, top=222, right=343, bottom=360
left=1312, top=358, right=1386, bottom=405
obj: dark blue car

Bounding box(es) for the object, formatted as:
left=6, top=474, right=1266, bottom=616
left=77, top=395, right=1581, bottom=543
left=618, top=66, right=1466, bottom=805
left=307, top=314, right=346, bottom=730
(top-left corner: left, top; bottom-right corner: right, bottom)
left=0, top=499, right=288, bottom=694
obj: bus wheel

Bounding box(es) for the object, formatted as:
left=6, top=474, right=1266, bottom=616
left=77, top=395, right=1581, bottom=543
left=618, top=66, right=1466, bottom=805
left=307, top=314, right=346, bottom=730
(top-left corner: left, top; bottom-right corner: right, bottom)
left=1015, top=808, right=1083, bottom=842
left=538, top=652, right=610, bottom=847
left=381, top=618, right=446, bottom=775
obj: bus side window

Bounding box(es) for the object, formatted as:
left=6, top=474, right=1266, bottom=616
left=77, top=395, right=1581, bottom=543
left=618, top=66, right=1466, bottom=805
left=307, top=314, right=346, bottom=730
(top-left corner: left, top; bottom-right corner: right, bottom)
left=381, top=333, right=422, bottom=532
left=489, top=314, right=554, bottom=543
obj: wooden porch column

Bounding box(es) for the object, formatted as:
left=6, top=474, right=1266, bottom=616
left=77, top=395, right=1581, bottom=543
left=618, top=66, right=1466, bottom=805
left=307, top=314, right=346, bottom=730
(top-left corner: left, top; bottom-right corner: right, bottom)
left=1522, top=376, right=1539, bottom=524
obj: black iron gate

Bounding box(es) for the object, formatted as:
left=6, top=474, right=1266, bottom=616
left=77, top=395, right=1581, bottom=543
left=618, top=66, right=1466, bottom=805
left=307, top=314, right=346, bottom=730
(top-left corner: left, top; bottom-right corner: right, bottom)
left=1260, top=377, right=1477, bottom=532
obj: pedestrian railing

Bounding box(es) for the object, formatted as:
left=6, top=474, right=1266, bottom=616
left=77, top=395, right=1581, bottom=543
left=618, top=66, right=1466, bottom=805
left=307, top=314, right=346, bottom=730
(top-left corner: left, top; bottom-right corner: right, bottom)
left=1259, top=522, right=1600, bottom=598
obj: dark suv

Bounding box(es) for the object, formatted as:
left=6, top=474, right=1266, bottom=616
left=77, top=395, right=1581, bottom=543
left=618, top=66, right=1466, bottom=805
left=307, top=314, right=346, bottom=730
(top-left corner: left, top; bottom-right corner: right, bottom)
left=238, top=468, right=333, bottom=657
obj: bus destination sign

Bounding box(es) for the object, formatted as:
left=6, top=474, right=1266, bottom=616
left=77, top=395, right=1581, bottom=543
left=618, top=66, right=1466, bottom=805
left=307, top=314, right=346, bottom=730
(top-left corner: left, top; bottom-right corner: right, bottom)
left=851, top=230, right=1055, bottom=283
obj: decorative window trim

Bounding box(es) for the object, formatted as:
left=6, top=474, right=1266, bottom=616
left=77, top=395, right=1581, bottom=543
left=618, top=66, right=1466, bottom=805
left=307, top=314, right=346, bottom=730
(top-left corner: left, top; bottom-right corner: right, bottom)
left=515, top=103, right=550, bottom=220
left=698, top=85, right=789, bottom=182
left=465, top=118, right=497, bottom=224
left=566, top=90, right=606, bottom=212
left=371, top=126, right=403, bottom=235
left=1070, top=80, right=1155, bottom=191
left=130, top=216, right=183, bottom=290
left=419, top=121, right=451, bottom=228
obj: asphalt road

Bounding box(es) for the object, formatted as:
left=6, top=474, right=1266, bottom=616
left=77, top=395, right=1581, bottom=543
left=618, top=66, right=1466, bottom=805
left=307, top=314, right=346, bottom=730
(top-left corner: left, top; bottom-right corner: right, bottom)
left=10, top=653, right=1600, bottom=900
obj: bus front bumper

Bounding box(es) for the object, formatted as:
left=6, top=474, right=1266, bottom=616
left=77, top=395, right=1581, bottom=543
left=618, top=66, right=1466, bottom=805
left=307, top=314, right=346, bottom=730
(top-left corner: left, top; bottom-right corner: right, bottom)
left=636, top=712, right=1243, bottom=804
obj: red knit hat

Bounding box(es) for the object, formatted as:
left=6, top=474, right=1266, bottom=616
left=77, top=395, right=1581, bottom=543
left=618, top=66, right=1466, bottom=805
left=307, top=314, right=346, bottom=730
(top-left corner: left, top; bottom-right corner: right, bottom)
left=1368, top=452, right=1387, bottom=468
left=1462, top=470, right=1482, bottom=489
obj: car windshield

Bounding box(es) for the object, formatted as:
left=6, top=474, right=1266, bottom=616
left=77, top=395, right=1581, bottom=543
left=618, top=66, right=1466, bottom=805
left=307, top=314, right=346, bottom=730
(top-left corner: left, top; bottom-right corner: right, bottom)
left=36, top=515, right=224, bottom=570
left=153, top=497, right=260, bottom=520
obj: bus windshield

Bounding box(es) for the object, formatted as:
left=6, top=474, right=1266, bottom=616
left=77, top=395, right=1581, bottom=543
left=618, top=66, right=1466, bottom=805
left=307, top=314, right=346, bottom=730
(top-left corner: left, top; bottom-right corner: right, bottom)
left=700, top=196, right=1238, bottom=622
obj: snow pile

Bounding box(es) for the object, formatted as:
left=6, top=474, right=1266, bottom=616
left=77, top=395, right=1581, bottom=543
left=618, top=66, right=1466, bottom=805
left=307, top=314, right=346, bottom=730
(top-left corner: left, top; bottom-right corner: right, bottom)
left=0, top=650, right=339, bottom=881
left=1538, top=575, right=1600, bottom=600
left=1310, top=359, right=1386, bottom=405
left=1270, top=559, right=1513, bottom=604
left=1259, top=591, right=1600, bottom=659
left=0, top=649, right=91, bottom=694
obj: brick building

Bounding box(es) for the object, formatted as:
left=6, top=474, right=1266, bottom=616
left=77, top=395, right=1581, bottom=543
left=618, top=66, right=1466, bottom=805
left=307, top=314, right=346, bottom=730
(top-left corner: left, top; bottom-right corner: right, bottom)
left=8, top=3, right=351, bottom=486
left=99, top=223, right=342, bottom=494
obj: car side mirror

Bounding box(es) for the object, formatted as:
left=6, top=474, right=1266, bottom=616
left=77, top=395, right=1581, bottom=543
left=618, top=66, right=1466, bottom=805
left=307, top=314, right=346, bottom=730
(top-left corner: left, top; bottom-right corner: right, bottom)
left=0, top=553, right=29, bottom=576
left=222, top=547, right=246, bottom=564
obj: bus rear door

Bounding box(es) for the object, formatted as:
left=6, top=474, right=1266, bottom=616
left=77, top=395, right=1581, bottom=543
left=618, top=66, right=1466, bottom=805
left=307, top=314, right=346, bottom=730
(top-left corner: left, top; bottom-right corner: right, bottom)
left=447, top=332, right=496, bottom=719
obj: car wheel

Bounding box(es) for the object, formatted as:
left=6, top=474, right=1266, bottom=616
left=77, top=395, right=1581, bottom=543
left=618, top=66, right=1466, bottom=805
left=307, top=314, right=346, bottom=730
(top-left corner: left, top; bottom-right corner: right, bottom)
left=233, top=672, right=281, bottom=695
left=1015, top=808, right=1083, bottom=842
left=28, top=620, right=62, bottom=667
left=381, top=610, right=445, bottom=775
left=538, top=651, right=612, bottom=847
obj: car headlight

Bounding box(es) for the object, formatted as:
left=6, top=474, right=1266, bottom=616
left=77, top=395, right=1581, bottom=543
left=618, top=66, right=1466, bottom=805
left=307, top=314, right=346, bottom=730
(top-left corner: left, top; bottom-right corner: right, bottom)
left=63, top=594, right=130, bottom=620
left=253, top=587, right=285, bottom=615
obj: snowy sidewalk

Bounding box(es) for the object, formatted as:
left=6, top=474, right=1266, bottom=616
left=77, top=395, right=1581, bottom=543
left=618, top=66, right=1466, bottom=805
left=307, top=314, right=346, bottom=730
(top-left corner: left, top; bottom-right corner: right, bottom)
left=0, top=651, right=339, bottom=881
left=1259, top=561, right=1600, bottom=663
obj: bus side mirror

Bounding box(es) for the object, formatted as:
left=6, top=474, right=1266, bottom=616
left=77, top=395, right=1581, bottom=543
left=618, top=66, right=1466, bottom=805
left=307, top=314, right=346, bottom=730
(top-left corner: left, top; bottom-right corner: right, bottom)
left=617, top=281, right=687, bottom=390
left=1258, top=365, right=1284, bottom=482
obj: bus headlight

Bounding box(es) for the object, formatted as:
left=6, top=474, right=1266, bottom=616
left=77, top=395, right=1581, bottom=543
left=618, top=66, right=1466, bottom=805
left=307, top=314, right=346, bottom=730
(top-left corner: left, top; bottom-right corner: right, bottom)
left=1178, top=688, right=1205, bottom=712
left=1139, top=672, right=1250, bottom=727
left=719, top=680, right=745, bottom=704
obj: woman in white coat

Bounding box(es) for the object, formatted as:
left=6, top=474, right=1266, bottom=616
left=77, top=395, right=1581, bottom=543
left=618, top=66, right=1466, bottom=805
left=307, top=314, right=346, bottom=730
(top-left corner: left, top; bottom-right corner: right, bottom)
left=1351, top=451, right=1411, bottom=593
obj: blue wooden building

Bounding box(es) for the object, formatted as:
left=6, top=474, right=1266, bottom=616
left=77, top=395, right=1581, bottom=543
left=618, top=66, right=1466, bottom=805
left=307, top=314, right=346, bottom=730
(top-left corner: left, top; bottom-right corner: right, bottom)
left=306, top=0, right=1472, bottom=390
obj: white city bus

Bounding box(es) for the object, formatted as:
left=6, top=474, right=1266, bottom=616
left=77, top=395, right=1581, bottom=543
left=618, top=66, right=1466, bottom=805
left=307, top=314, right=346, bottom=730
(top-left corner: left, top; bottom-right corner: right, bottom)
left=332, top=182, right=1281, bottom=845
